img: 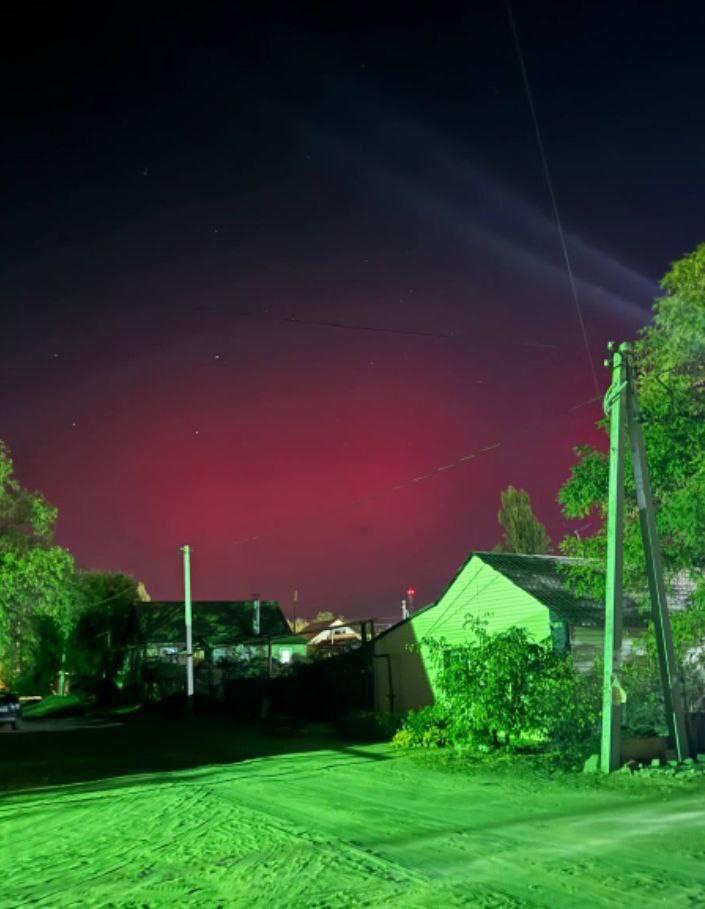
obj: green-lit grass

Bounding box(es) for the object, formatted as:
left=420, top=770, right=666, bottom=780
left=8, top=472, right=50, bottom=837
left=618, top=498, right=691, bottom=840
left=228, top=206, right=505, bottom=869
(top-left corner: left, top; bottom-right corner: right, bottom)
left=21, top=692, right=90, bottom=718
left=3, top=717, right=705, bottom=907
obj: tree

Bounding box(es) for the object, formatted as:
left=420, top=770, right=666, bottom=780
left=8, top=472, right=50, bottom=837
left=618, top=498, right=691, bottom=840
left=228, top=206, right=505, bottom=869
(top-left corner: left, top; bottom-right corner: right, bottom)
left=495, top=486, right=551, bottom=554
left=558, top=245, right=705, bottom=597
left=557, top=245, right=705, bottom=685
left=0, top=441, right=78, bottom=690
left=69, top=571, right=140, bottom=700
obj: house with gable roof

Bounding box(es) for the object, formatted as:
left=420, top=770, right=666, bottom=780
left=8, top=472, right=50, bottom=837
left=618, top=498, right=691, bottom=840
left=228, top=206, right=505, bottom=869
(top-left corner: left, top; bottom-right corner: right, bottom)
left=372, top=551, right=648, bottom=715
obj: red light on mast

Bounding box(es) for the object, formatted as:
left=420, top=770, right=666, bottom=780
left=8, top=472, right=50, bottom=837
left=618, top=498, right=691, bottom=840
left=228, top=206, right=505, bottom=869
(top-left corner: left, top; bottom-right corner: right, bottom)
left=406, top=587, right=416, bottom=598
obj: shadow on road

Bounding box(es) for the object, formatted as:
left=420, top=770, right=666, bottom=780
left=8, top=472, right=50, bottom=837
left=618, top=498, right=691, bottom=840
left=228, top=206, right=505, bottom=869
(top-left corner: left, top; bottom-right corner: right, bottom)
left=0, top=712, right=394, bottom=795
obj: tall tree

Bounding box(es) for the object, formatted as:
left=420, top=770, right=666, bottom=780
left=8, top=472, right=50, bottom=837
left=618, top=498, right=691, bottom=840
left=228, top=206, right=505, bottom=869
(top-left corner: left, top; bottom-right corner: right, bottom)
left=496, top=486, right=551, bottom=554
left=0, top=441, right=78, bottom=690
left=557, top=245, right=705, bottom=710
left=558, top=244, right=705, bottom=602
left=69, top=571, right=139, bottom=698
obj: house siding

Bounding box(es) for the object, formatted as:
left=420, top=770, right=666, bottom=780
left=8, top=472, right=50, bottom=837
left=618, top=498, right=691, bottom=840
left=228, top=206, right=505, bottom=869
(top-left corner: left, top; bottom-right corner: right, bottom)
left=374, top=555, right=552, bottom=714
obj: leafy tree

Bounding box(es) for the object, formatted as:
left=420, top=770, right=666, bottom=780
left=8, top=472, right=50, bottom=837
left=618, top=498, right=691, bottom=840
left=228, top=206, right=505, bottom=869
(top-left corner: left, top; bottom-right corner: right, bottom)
left=558, top=246, right=705, bottom=605
left=69, top=571, right=139, bottom=700
left=0, top=442, right=78, bottom=690
left=495, top=486, right=551, bottom=554
left=558, top=246, right=705, bottom=717
left=0, top=440, right=56, bottom=549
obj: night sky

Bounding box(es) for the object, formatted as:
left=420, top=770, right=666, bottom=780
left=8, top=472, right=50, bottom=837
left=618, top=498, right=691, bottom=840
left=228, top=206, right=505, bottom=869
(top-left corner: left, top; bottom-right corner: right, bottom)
left=3, top=1, right=704, bottom=621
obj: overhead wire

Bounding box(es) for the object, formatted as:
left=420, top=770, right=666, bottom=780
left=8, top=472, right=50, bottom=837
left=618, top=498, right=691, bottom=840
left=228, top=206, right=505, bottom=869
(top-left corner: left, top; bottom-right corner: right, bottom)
left=504, top=0, right=601, bottom=398
left=232, top=386, right=604, bottom=549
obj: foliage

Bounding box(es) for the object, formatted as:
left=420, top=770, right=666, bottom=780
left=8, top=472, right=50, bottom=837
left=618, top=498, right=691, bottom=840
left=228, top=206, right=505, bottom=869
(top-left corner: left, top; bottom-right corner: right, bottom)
left=420, top=625, right=599, bottom=752
left=22, top=692, right=90, bottom=720
left=69, top=572, right=140, bottom=700
left=617, top=589, right=705, bottom=734
left=0, top=443, right=79, bottom=690
left=557, top=245, right=705, bottom=723
left=392, top=704, right=450, bottom=749
left=558, top=245, right=705, bottom=604
left=619, top=659, right=667, bottom=737
left=0, top=440, right=57, bottom=550
left=495, top=486, right=551, bottom=554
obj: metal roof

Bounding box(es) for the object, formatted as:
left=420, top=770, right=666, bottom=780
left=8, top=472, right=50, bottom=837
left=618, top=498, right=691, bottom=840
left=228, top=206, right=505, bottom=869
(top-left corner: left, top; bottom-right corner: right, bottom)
left=474, top=552, right=647, bottom=629
left=374, top=551, right=649, bottom=643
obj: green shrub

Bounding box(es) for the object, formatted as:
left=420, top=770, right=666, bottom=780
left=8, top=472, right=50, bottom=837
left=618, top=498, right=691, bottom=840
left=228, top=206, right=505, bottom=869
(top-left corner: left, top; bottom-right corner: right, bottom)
left=425, top=624, right=599, bottom=753
left=392, top=705, right=450, bottom=749
left=619, top=658, right=667, bottom=736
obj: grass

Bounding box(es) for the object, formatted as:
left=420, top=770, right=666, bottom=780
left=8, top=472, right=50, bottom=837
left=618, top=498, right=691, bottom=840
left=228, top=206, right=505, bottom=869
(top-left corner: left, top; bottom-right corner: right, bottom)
left=21, top=692, right=91, bottom=719
left=3, top=711, right=705, bottom=907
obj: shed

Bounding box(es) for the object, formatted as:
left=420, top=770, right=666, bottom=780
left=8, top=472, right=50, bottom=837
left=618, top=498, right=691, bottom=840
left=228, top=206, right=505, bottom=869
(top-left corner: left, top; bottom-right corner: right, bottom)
left=373, top=551, right=647, bottom=715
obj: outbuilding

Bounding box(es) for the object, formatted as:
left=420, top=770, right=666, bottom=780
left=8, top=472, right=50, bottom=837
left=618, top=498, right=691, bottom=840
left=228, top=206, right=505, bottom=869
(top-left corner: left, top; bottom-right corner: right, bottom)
left=373, top=551, right=647, bottom=715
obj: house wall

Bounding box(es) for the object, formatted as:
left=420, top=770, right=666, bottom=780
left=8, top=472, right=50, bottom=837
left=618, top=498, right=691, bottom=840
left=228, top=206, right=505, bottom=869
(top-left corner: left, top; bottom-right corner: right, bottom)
left=374, top=556, right=552, bottom=714
left=570, top=626, right=646, bottom=672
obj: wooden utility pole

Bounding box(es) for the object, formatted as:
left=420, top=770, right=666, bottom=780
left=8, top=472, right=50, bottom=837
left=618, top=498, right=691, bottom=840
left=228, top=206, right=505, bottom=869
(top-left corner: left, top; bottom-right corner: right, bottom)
left=601, top=342, right=690, bottom=771
left=181, top=545, right=194, bottom=703
left=601, top=343, right=627, bottom=772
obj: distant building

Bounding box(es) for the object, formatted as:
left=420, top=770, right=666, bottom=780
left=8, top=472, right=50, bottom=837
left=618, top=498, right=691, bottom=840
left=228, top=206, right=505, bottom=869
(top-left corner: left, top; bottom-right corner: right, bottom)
left=300, top=618, right=363, bottom=654
left=373, top=552, right=649, bottom=715
left=134, top=600, right=305, bottom=695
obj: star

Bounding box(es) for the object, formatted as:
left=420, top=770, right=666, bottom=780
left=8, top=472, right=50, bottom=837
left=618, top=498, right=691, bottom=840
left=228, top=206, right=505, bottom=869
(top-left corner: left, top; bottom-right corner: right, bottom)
left=71, top=421, right=77, bottom=428
left=213, top=354, right=221, bottom=360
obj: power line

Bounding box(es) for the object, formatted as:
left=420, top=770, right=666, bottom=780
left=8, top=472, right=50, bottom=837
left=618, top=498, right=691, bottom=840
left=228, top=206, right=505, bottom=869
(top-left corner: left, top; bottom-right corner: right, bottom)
left=232, top=389, right=603, bottom=548
left=504, top=0, right=600, bottom=397
left=278, top=315, right=448, bottom=339
left=226, top=310, right=449, bottom=339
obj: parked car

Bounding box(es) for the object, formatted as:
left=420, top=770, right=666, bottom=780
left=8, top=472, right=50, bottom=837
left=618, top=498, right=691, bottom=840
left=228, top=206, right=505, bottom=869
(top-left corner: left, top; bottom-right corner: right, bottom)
left=0, top=692, right=22, bottom=730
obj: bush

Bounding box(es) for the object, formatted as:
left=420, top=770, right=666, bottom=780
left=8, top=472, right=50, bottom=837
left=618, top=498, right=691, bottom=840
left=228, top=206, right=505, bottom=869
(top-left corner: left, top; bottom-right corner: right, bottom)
left=398, top=625, right=601, bottom=755
left=392, top=705, right=450, bottom=749
left=620, top=659, right=667, bottom=736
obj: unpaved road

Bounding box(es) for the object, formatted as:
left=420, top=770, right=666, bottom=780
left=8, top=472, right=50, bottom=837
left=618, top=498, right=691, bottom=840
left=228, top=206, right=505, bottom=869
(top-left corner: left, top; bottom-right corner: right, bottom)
left=2, top=744, right=705, bottom=907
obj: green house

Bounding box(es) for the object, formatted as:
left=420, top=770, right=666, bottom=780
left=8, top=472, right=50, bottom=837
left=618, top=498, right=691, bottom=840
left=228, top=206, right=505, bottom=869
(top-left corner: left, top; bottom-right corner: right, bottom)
left=373, top=552, right=647, bottom=714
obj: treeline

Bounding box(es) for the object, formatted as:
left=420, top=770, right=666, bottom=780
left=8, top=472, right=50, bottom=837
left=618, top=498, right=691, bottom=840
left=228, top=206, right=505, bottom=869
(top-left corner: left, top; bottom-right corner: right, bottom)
left=0, top=443, right=141, bottom=696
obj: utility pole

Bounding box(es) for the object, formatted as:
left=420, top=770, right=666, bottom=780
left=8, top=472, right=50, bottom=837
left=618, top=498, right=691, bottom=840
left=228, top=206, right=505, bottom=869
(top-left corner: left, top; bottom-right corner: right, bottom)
left=601, top=344, right=627, bottom=772
left=181, top=545, right=194, bottom=704
left=253, top=594, right=261, bottom=636
left=58, top=647, right=67, bottom=697
left=292, top=588, right=299, bottom=633
left=601, top=342, right=690, bottom=771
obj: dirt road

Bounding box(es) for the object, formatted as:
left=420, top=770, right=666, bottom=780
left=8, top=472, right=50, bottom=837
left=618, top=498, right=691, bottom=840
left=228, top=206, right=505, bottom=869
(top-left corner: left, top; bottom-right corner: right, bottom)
left=2, top=743, right=705, bottom=907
